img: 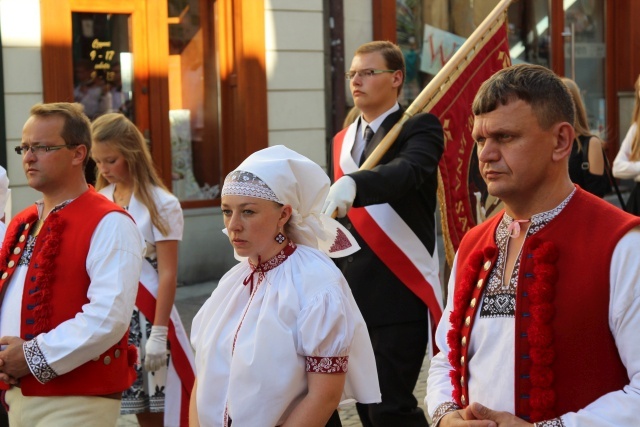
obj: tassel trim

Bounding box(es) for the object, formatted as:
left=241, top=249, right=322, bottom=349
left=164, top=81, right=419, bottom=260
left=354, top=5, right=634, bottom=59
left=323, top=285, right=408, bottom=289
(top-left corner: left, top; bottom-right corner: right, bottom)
left=527, top=238, right=559, bottom=421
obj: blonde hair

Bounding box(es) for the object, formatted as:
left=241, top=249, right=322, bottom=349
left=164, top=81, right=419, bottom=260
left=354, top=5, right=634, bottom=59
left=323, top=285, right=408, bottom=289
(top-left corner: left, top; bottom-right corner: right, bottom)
left=561, top=77, right=594, bottom=152
left=630, top=74, right=640, bottom=161
left=91, top=113, right=171, bottom=236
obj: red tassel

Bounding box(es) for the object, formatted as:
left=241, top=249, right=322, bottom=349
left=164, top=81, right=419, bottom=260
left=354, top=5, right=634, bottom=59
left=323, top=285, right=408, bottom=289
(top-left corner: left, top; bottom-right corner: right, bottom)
left=127, top=345, right=138, bottom=366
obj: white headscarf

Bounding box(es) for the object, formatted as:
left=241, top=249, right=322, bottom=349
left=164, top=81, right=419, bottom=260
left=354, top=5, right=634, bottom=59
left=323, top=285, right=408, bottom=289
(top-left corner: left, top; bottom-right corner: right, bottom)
left=221, top=145, right=359, bottom=258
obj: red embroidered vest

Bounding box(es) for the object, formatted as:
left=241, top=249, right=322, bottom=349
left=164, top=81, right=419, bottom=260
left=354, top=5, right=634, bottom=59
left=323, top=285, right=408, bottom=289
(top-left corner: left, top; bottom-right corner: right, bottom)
left=0, top=187, right=137, bottom=396
left=449, top=188, right=640, bottom=422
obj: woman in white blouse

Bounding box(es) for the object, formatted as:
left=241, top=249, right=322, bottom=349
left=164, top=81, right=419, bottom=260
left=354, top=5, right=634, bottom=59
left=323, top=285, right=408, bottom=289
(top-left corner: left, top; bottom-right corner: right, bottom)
left=189, top=145, right=380, bottom=427
left=91, top=113, right=195, bottom=427
left=613, top=74, right=640, bottom=214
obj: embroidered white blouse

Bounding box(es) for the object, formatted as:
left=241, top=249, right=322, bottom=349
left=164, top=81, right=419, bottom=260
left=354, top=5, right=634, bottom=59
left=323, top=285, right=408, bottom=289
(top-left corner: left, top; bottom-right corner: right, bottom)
left=191, top=243, right=380, bottom=427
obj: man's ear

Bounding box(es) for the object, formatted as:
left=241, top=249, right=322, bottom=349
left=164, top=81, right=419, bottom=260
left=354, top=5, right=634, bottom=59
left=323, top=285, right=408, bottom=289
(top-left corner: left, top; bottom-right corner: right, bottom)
left=552, top=122, right=575, bottom=162
left=72, top=144, right=88, bottom=166
left=391, top=70, right=403, bottom=89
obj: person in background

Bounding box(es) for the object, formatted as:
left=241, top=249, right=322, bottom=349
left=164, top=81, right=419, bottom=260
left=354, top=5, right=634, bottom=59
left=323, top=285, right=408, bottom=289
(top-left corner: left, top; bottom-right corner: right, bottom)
left=323, top=41, right=443, bottom=426
left=613, top=73, right=640, bottom=214
left=92, top=113, right=195, bottom=427
left=561, top=77, right=609, bottom=197
left=74, top=59, right=112, bottom=121
left=0, top=166, right=10, bottom=243
left=0, top=102, right=144, bottom=426
left=426, top=64, right=640, bottom=427
left=190, top=145, right=380, bottom=427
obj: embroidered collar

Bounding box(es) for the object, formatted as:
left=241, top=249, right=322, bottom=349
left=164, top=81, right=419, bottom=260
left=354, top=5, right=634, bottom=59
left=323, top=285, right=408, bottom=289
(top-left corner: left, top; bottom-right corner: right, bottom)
left=500, top=188, right=576, bottom=239
left=35, top=198, right=75, bottom=219
left=243, top=241, right=297, bottom=293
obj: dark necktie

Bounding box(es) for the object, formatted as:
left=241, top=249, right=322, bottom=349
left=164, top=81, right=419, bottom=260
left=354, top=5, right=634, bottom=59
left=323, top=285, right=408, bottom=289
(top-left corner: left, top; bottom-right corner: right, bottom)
left=360, top=125, right=375, bottom=165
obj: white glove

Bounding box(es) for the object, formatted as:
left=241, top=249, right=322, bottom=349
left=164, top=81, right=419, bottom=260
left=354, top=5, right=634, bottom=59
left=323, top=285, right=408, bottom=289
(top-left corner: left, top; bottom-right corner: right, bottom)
left=322, top=176, right=356, bottom=218
left=144, top=325, right=168, bottom=372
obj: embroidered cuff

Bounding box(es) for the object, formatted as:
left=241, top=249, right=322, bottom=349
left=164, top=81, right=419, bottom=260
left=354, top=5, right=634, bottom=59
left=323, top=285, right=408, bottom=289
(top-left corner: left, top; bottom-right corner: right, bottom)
left=534, top=418, right=565, bottom=427
left=432, top=401, right=461, bottom=426
left=24, top=339, right=58, bottom=384
left=305, top=356, right=348, bottom=373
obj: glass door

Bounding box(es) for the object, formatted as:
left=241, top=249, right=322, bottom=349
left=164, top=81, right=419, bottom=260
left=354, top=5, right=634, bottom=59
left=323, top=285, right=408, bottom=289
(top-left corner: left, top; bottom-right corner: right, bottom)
left=564, top=0, right=606, bottom=135
left=71, top=13, right=134, bottom=122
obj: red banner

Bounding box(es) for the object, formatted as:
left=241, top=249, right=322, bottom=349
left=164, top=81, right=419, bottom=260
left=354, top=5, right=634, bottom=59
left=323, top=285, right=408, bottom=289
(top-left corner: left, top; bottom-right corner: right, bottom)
left=428, top=22, right=511, bottom=266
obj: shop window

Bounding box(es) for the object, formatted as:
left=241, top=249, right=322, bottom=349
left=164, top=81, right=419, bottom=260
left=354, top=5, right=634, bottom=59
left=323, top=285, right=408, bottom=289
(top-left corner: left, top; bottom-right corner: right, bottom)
left=168, top=0, right=220, bottom=201
left=71, top=12, right=133, bottom=183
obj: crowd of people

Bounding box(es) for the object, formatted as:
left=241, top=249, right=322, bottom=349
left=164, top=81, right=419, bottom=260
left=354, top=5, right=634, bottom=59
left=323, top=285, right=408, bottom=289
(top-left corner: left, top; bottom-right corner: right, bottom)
left=0, top=41, right=638, bottom=427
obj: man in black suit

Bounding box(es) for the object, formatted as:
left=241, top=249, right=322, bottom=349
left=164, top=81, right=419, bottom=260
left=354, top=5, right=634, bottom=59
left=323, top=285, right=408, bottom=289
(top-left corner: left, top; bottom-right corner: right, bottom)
left=322, top=41, right=444, bottom=426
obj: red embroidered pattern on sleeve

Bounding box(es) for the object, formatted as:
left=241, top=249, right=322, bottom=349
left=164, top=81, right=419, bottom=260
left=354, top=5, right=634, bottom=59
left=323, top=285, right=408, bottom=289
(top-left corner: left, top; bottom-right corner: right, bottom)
left=305, top=356, right=349, bottom=373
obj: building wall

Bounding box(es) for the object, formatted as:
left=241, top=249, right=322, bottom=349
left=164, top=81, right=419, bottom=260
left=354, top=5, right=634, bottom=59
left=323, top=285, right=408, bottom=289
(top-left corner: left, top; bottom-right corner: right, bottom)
left=343, top=0, right=373, bottom=107
left=264, top=0, right=327, bottom=169
left=0, top=0, right=43, bottom=216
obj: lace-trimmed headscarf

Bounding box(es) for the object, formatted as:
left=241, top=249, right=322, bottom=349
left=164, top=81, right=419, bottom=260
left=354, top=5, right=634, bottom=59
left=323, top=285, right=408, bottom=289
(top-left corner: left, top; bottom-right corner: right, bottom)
left=221, top=145, right=359, bottom=258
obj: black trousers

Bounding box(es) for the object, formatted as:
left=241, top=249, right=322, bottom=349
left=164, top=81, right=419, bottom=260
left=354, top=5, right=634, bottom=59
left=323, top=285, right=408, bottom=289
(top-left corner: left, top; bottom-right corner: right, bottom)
left=356, top=320, right=429, bottom=427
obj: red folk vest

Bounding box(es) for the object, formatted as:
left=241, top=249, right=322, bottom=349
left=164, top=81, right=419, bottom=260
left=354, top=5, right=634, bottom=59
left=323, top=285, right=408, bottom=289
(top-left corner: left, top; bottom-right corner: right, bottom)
left=0, top=187, right=137, bottom=396
left=449, top=188, right=640, bottom=422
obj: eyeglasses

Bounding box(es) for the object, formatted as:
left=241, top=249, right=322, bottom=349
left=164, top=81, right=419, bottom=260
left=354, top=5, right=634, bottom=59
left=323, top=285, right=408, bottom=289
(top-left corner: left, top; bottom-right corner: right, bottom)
left=345, top=69, right=397, bottom=80
left=15, top=144, right=79, bottom=156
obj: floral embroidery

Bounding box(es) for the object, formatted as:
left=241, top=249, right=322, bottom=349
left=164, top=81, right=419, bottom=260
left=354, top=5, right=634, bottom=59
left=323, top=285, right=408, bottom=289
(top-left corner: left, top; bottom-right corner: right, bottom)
left=305, top=356, right=348, bottom=373
left=432, top=401, right=460, bottom=426
left=329, top=228, right=352, bottom=253
left=534, top=418, right=565, bottom=427
left=221, top=170, right=282, bottom=203
left=17, top=234, right=37, bottom=267
left=480, top=191, right=573, bottom=318
left=23, top=339, right=58, bottom=384
left=243, top=241, right=297, bottom=293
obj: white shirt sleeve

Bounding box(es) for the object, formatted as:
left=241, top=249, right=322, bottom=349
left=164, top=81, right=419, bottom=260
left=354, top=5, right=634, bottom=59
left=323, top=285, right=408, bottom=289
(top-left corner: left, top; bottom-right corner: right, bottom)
left=612, top=124, right=640, bottom=181
left=297, top=287, right=354, bottom=358
left=152, top=189, right=183, bottom=242
left=34, top=211, right=144, bottom=376
left=425, top=254, right=458, bottom=417
left=557, top=228, right=640, bottom=427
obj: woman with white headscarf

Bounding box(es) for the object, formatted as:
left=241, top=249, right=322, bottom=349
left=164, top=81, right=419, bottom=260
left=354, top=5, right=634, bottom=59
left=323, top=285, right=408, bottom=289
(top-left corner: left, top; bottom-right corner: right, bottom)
left=190, top=146, right=380, bottom=427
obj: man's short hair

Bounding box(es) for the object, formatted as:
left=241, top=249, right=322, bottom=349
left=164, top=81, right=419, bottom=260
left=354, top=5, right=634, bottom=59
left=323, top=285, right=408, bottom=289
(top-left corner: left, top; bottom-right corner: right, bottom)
left=355, top=41, right=405, bottom=95
left=472, top=64, right=575, bottom=130
left=29, top=102, right=92, bottom=167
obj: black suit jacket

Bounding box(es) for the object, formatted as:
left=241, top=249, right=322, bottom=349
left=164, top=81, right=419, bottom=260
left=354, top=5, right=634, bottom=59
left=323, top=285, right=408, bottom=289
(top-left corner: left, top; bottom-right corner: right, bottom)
left=331, top=108, right=444, bottom=326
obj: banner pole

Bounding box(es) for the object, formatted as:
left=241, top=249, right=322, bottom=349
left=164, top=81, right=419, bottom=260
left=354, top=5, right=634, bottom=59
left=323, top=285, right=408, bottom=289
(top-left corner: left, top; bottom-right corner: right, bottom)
left=360, top=0, right=514, bottom=172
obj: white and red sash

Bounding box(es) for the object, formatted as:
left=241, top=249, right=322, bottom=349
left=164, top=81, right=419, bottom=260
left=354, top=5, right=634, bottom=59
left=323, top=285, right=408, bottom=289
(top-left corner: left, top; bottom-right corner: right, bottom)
left=136, top=259, right=196, bottom=427
left=333, top=122, right=444, bottom=331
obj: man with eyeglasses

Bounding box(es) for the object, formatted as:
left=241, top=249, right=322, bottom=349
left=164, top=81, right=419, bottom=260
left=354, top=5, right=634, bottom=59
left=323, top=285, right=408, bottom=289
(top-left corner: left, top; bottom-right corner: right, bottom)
left=0, top=102, right=145, bottom=426
left=322, top=41, right=444, bottom=426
